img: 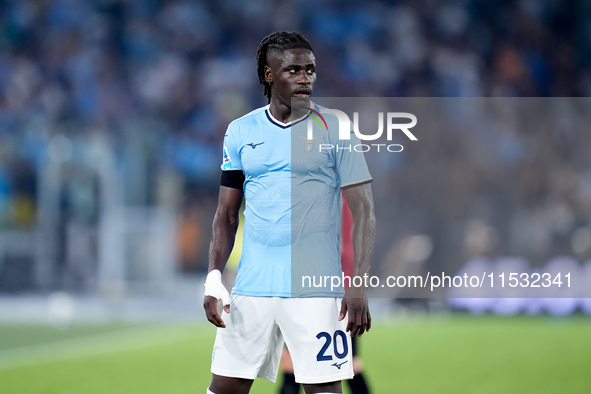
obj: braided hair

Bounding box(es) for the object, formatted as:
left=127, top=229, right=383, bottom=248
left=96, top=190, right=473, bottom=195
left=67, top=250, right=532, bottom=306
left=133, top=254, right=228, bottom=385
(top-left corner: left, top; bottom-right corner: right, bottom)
left=256, top=31, right=313, bottom=103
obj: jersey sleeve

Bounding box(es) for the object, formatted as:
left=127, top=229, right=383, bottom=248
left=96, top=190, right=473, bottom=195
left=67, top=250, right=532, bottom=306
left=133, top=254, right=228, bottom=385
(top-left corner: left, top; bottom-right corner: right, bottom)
left=221, top=123, right=242, bottom=171
left=336, top=128, right=372, bottom=188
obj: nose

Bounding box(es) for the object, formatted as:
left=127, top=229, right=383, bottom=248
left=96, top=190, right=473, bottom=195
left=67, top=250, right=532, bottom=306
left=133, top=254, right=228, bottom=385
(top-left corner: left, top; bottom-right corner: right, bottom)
left=297, top=71, right=311, bottom=84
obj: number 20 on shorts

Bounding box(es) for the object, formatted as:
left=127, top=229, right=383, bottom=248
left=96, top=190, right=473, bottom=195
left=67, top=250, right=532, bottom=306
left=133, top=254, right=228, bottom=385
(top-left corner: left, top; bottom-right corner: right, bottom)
left=316, top=330, right=349, bottom=361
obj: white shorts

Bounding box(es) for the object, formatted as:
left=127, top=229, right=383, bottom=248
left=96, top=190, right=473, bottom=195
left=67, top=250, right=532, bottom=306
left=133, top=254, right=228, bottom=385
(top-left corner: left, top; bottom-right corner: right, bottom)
left=210, top=295, right=354, bottom=384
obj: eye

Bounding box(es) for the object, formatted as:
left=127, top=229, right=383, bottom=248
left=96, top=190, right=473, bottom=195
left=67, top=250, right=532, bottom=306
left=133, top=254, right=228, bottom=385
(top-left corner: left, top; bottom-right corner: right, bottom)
left=307, top=69, right=315, bottom=75
left=288, top=68, right=296, bottom=74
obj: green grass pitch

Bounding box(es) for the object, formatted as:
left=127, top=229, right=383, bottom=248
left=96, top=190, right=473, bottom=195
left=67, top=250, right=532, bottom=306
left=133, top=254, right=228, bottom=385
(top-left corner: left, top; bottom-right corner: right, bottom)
left=0, top=315, right=590, bottom=393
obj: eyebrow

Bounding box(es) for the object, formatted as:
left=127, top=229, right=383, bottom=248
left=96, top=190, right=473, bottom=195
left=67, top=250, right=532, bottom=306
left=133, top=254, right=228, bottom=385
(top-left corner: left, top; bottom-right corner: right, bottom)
left=284, top=63, right=316, bottom=69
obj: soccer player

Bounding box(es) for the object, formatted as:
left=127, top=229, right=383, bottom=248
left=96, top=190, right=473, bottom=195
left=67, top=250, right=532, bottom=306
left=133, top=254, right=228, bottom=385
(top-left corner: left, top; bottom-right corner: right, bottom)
left=203, top=31, right=375, bottom=394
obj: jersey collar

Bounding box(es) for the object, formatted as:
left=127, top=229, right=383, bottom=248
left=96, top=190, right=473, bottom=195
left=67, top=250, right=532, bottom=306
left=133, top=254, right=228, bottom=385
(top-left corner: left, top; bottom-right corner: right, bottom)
left=265, top=103, right=314, bottom=129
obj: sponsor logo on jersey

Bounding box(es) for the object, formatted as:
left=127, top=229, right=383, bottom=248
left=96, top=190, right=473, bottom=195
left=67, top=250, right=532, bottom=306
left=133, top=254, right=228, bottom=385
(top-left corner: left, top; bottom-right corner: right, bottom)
left=246, top=142, right=265, bottom=149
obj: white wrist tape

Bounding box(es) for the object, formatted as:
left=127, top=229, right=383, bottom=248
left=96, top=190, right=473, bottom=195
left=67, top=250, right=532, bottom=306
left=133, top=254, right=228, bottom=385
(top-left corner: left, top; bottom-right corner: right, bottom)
left=204, top=270, right=230, bottom=306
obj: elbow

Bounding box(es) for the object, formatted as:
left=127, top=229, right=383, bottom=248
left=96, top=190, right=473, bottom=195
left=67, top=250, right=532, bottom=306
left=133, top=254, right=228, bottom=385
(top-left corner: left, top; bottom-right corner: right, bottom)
left=213, top=207, right=240, bottom=232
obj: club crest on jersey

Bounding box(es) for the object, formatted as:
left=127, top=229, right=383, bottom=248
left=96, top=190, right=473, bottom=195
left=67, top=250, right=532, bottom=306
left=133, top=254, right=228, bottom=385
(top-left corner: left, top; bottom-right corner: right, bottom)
left=298, top=135, right=322, bottom=153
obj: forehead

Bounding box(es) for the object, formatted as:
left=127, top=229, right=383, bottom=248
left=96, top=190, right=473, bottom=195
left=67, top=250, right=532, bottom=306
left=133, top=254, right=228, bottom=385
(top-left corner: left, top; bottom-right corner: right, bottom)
left=267, top=48, right=315, bottom=68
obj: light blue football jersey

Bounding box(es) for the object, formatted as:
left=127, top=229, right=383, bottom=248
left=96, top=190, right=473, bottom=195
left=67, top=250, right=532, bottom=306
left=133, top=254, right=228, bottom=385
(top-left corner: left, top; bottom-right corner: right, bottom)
left=221, top=104, right=371, bottom=297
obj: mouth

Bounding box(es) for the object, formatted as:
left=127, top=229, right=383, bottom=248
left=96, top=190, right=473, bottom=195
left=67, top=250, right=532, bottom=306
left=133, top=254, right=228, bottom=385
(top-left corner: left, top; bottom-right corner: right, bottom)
left=293, top=89, right=311, bottom=98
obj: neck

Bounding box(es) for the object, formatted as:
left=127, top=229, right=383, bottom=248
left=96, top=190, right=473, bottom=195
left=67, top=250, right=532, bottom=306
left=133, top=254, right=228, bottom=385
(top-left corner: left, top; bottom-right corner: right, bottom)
left=269, top=99, right=291, bottom=124
left=269, top=97, right=309, bottom=124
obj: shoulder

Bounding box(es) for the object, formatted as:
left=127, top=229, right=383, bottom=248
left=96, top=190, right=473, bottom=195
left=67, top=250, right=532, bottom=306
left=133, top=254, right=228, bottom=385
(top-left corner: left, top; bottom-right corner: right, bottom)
left=228, top=105, right=269, bottom=131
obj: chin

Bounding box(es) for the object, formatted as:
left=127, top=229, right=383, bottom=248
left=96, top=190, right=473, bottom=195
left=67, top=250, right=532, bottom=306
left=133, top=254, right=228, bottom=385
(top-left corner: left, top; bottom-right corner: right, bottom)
left=291, top=96, right=311, bottom=109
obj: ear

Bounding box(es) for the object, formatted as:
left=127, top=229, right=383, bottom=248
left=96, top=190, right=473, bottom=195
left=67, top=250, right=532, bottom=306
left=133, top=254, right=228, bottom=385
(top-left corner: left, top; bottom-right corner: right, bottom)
left=264, top=66, right=272, bottom=83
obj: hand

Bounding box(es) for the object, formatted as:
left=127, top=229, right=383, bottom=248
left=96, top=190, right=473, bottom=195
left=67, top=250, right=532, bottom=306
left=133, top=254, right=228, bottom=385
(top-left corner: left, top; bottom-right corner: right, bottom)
left=203, top=270, right=231, bottom=328
left=338, top=288, right=371, bottom=337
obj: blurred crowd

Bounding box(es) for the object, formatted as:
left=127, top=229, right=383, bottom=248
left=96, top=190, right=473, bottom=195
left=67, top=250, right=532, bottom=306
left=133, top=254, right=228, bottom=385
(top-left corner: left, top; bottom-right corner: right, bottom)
left=1, top=0, right=591, bottom=291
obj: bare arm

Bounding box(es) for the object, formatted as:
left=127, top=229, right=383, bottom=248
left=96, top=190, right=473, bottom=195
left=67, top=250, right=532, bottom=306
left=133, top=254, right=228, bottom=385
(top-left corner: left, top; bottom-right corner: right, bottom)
left=339, top=182, right=375, bottom=337
left=204, top=185, right=244, bottom=328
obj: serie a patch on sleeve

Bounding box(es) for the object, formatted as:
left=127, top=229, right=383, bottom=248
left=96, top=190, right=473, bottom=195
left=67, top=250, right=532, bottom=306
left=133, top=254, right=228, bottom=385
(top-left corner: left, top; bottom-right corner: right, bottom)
left=222, top=145, right=232, bottom=170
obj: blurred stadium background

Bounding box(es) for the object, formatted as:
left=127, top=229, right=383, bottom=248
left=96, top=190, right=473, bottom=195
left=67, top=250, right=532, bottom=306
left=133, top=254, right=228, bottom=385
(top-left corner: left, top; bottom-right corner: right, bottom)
left=0, top=0, right=591, bottom=393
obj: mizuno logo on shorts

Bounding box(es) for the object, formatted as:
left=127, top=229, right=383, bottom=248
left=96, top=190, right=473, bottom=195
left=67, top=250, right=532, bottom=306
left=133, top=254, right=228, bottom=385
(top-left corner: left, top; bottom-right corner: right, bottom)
left=331, top=360, right=348, bottom=369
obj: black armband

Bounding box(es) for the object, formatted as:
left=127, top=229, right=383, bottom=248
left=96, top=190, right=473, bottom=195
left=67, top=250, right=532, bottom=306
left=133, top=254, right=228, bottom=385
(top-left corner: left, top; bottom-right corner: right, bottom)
left=220, top=170, right=245, bottom=190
